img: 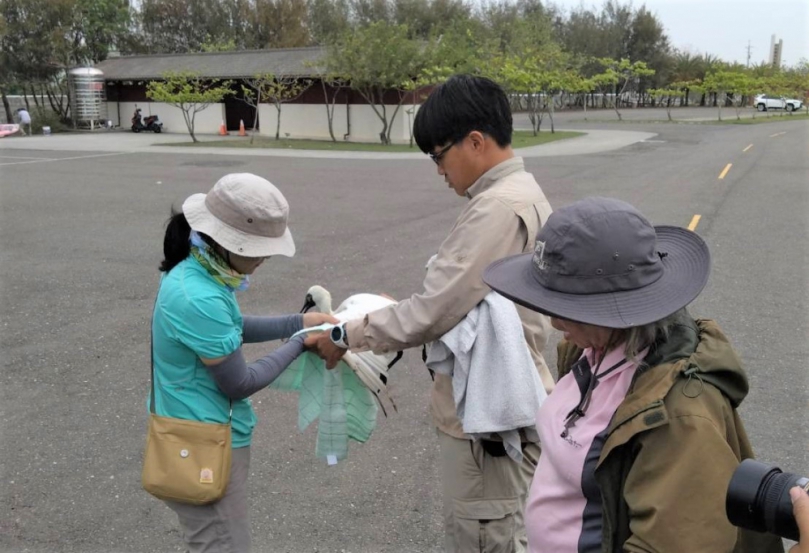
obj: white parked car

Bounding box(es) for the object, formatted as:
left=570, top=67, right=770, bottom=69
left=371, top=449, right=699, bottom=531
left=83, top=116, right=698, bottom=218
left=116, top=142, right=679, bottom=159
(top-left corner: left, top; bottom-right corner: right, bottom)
left=754, top=94, right=803, bottom=112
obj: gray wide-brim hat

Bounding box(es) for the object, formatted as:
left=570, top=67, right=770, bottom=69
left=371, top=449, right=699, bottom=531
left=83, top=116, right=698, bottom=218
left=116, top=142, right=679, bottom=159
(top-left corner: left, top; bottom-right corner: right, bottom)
left=483, top=197, right=710, bottom=328
left=183, top=173, right=295, bottom=258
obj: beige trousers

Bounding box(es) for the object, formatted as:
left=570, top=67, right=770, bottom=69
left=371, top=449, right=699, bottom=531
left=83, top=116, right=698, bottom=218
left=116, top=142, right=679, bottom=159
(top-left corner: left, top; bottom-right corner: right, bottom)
left=438, top=430, right=539, bottom=553
left=164, top=446, right=251, bottom=553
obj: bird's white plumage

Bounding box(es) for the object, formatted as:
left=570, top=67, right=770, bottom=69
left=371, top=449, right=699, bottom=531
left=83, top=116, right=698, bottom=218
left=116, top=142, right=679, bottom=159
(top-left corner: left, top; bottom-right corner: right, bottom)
left=304, top=285, right=399, bottom=414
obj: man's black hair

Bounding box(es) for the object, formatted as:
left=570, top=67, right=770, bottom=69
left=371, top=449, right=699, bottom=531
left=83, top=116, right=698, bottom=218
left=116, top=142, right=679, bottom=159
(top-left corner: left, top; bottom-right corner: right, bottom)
left=413, top=74, right=512, bottom=154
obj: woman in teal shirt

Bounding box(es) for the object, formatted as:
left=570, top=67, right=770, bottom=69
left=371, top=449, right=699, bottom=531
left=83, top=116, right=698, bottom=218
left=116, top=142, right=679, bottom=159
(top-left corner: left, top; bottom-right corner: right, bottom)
left=151, top=173, right=336, bottom=552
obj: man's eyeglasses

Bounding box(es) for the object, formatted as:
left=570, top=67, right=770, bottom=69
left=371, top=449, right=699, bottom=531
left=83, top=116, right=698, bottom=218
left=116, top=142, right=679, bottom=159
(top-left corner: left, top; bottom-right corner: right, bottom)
left=429, top=141, right=456, bottom=165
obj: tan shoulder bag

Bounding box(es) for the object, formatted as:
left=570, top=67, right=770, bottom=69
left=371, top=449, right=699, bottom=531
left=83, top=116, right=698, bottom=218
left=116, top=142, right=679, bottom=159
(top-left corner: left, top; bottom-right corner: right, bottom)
left=141, top=309, right=232, bottom=505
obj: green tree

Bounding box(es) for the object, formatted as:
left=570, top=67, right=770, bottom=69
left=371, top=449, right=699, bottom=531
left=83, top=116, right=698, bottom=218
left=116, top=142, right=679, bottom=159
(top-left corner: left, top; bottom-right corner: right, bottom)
left=249, top=0, right=310, bottom=48
left=699, top=71, right=754, bottom=121
left=592, top=58, right=655, bottom=120
left=695, top=54, right=722, bottom=106
left=200, top=38, right=238, bottom=52
left=325, top=22, right=423, bottom=144
left=648, top=86, right=685, bottom=120
left=66, top=0, right=132, bottom=64
left=497, top=45, right=567, bottom=134
left=392, top=0, right=471, bottom=39
left=2, top=0, right=129, bottom=122
left=423, top=20, right=492, bottom=76
left=139, top=0, right=241, bottom=53
left=307, top=0, right=350, bottom=44
left=480, top=0, right=555, bottom=54
left=146, top=71, right=233, bottom=142
left=242, top=74, right=312, bottom=140
left=319, top=72, right=348, bottom=142
left=566, top=72, right=596, bottom=119
left=782, top=60, right=809, bottom=114
left=625, top=6, right=671, bottom=91
left=670, top=51, right=704, bottom=105
left=350, top=0, right=392, bottom=26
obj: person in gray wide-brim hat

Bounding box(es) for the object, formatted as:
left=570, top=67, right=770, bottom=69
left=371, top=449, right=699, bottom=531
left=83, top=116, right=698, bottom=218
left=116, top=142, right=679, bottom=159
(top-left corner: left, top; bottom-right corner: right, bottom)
left=480, top=197, right=782, bottom=553
left=483, top=196, right=710, bottom=328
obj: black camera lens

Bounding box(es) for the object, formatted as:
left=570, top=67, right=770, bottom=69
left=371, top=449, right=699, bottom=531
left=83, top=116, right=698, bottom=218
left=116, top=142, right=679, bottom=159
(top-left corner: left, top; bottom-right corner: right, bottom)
left=726, top=459, right=809, bottom=541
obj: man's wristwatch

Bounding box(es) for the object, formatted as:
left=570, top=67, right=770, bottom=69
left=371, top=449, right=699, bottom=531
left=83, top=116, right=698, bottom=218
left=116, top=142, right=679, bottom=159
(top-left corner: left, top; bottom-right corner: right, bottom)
left=330, top=323, right=349, bottom=349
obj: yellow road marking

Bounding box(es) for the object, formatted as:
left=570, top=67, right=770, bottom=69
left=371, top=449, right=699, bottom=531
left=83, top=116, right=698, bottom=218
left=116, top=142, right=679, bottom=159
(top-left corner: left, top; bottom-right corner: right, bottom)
left=718, top=163, right=732, bottom=179
left=687, top=215, right=702, bottom=231
left=742, top=144, right=753, bottom=152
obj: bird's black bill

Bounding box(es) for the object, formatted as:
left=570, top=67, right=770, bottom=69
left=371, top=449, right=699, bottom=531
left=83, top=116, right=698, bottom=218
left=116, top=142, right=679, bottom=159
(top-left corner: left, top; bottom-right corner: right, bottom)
left=300, top=294, right=315, bottom=313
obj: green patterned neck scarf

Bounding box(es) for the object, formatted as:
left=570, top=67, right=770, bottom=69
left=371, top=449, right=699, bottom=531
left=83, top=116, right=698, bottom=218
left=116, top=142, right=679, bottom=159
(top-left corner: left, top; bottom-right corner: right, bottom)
left=189, top=230, right=250, bottom=292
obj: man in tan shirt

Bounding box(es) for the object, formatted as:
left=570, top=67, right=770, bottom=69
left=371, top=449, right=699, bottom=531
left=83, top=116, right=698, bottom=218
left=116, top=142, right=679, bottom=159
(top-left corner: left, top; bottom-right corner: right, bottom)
left=307, top=74, right=554, bottom=552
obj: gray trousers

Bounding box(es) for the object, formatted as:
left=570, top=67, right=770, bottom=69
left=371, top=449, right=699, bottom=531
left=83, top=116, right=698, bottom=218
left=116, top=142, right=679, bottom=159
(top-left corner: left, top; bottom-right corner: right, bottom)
left=438, top=430, right=539, bottom=553
left=164, top=446, right=251, bottom=553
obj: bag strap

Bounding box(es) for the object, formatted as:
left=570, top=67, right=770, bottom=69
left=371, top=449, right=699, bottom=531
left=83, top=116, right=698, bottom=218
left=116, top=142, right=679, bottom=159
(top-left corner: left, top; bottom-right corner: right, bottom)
left=149, top=292, right=232, bottom=421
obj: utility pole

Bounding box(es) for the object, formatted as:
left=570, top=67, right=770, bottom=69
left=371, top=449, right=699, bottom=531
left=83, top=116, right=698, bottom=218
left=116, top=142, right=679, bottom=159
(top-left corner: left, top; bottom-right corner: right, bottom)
left=746, top=41, right=752, bottom=68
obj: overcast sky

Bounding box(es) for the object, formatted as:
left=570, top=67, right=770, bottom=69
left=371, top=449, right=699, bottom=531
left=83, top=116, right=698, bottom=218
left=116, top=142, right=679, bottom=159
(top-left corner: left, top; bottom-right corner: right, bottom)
left=550, top=0, right=809, bottom=66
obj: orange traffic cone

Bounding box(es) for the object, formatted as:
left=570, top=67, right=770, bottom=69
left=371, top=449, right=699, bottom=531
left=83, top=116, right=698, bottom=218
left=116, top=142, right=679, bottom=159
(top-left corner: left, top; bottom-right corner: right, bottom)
left=218, top=120, right=228, bottom=136
left=238, top=119, right=246, bottom=137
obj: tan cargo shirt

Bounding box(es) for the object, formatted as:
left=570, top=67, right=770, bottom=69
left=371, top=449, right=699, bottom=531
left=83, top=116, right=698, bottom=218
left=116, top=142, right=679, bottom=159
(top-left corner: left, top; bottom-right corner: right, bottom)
left=346, top=157, right=555, bottom=439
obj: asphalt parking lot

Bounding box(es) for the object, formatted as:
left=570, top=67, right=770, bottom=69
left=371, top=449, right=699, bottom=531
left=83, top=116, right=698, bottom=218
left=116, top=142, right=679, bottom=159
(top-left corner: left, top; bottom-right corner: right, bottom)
left=1, top=116, right=807, bottom=552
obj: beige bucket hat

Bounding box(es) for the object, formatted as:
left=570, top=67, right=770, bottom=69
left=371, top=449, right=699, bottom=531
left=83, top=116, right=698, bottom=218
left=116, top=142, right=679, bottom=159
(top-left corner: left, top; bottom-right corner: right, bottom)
left=182, top=173, right=295, bottom=258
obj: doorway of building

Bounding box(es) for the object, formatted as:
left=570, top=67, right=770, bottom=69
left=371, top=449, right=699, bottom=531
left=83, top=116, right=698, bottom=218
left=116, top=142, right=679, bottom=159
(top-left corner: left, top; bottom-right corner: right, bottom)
left=225, top=91, right=256, bottom=131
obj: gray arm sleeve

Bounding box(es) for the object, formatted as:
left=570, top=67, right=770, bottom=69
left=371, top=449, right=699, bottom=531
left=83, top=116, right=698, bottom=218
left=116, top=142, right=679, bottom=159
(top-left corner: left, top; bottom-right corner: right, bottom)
left=242, top=314, right=304, bottom=343
left=205, top=335, right=305, bottom=400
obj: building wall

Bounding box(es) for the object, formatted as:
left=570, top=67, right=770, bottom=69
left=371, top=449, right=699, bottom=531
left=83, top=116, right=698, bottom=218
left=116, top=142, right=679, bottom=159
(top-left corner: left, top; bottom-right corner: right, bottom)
left=257, top=102, right=420, bottom=143
left=106, top=100, right=419, bottom=143
left=107, top=101, right=226, bottom=135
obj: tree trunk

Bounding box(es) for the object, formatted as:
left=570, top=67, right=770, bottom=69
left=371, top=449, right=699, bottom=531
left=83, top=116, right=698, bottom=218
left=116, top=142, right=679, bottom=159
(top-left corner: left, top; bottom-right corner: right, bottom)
left=28, top=84, right=40, bottom=109
left=386, top=93, right=407, bottom=144
left=184, top=107, right=198, bottom=143
left=251, top=90, right=260, bottom=145
left=378, top=99, right=388, bottom=145
left=322, top=81, right=337, bottom=142
left=360, top=88, right=390, bottom=145
left=548, top=95, right=556, bottom=133
left=275, top=102, right=282, bottom=140
left=1, top=91, right=12, bottom=124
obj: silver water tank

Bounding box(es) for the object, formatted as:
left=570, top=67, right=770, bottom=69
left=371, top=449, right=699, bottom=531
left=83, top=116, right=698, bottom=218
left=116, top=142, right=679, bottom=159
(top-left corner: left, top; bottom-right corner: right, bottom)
left=68, top=67, right=107, bottom=127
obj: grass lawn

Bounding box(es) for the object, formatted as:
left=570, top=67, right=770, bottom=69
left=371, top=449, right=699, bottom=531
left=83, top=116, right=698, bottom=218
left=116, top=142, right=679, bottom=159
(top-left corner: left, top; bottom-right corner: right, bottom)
left=709, top=112, right=809, bottom=124
left=591, top=112, right=809, bottom=125
left=161, top=130, right=583, bottom=152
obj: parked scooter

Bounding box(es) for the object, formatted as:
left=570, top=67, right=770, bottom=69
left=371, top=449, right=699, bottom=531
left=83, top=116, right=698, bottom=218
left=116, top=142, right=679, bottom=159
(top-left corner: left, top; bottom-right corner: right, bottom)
left=131, top=109, right=163, bottom=133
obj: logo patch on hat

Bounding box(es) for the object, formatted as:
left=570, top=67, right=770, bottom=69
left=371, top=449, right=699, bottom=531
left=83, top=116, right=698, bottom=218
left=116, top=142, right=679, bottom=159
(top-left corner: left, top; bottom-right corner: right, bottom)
left=533, top=240, right=548, bottom=271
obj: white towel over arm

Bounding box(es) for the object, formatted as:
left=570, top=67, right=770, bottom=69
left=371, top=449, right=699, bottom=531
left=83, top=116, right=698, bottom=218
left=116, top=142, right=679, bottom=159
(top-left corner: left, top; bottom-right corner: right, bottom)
left=425, top=291, right=548, bottom=463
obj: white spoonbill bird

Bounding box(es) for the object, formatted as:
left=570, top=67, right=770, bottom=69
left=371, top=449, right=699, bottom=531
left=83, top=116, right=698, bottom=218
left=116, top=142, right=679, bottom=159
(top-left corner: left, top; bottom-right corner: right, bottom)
left=301, top=285, right=402, bottom=415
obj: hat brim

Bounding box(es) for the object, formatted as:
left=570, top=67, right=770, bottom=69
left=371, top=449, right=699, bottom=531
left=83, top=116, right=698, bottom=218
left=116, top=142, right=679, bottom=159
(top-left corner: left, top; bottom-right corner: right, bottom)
left=483, top=226, right=710, bottom=328
left=182, top=193, right=296, bottom=258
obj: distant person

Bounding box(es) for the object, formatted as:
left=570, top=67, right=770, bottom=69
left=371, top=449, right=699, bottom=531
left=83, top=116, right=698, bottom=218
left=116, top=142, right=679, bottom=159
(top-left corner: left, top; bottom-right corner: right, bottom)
left=16, top=108, right=31, bottom=136
left=149, top=173, right=337, bottom=552
left=483, top=196, right=784, bottom=553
